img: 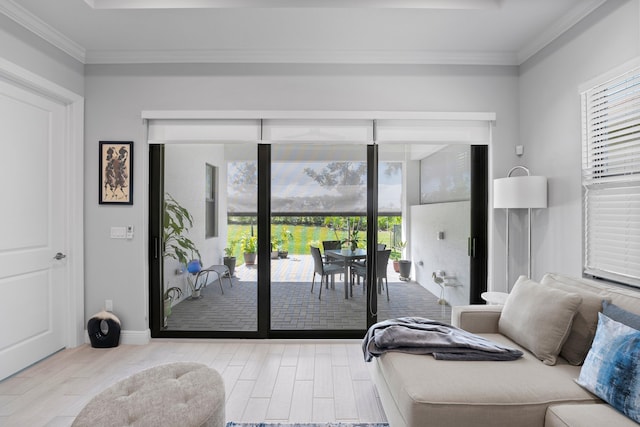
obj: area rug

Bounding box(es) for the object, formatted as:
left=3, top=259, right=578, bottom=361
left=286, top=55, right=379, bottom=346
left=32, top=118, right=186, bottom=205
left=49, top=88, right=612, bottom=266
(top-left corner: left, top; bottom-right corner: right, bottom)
left=226, top=423, right=389, bottom=427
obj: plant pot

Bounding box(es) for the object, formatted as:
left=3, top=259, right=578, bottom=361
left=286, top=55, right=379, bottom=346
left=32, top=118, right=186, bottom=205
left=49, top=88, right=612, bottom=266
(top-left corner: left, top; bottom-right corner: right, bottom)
left=399, top=260, right=412, bottom=280
left=223, top=256, right=236, bottom=277
left=278, top=251, right=288, bottom=259
left=244, top=252, right=257, bottom=266
left=393, top=260, right=400, bottom=273
left=271, top=250, right=279, bottom=259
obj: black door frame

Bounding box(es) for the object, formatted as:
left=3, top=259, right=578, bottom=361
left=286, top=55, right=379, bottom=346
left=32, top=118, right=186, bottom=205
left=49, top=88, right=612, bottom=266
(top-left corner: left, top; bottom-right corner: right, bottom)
left=149, top=143, right=487, bottom=338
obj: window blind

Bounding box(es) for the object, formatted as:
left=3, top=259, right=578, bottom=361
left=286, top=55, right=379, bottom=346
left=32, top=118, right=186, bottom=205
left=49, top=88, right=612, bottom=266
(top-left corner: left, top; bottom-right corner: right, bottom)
left=582, top=66, right=640, bottom=288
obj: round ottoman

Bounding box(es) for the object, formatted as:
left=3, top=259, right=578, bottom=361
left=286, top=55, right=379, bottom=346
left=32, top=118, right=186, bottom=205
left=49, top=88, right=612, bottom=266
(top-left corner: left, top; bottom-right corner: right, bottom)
left=72, top=362, right=225, bottom=427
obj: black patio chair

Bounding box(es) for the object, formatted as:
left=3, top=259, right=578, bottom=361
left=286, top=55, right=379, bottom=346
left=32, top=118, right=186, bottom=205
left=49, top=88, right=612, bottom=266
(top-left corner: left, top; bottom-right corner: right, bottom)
left=351, top=249, right=392, bottom=301
left=310, top=246, right=343, bottom=300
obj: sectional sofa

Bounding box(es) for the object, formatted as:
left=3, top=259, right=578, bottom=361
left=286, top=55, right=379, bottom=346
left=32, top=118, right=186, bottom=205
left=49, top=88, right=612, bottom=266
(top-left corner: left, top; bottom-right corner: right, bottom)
left=368, top=273, right=640, bottom=427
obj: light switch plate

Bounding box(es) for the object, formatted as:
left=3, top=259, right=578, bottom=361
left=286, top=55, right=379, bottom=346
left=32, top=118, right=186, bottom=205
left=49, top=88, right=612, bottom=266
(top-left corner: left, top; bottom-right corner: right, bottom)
left=110, top=226, right=126, bottom=239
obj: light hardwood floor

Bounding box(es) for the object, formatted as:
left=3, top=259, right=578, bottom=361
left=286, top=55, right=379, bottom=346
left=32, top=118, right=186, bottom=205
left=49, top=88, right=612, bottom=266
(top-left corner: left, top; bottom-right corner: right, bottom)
left=0, top=340, right=388, bottom=426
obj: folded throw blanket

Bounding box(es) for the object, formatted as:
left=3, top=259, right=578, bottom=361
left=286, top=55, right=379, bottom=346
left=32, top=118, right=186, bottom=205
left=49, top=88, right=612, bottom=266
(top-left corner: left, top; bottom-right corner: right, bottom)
left=363, top=317, right=523, bottom=362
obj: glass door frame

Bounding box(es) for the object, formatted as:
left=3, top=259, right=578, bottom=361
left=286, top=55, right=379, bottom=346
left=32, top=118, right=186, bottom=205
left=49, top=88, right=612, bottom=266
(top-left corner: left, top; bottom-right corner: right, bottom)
left=261, top=144, right=378, bottom=339
left=149, top=143, right=487, bottom=339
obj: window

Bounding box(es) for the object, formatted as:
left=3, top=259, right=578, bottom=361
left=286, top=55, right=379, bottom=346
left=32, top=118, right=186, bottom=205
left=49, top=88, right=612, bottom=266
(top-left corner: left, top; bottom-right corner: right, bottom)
left=581, top=65, right=640, bottom=288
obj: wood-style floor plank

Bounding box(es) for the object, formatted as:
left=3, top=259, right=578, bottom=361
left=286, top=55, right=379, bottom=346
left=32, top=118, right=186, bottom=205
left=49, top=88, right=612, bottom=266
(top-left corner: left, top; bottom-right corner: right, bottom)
left=0, top=340, right=387, bottom=426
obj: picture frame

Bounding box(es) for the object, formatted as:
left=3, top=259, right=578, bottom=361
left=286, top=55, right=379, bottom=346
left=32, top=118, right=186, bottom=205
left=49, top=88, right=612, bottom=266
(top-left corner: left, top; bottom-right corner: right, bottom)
left=99, top=141, right=133, bottom=205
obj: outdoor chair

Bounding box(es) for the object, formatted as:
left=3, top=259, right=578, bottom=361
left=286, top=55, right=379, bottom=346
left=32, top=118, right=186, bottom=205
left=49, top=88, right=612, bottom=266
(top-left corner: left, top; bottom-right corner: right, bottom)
left=310, top=246, right=343, bottom=300
left=322, top=240, right=344, bottom=263
left=351, top=243, right=386, bottom=270
left=351, top=249, right=392, bottom=301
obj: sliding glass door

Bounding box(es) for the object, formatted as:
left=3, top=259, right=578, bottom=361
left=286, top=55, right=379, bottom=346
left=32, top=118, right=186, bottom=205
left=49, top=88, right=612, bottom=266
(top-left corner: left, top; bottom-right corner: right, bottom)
left=269, top=143, right=369, bottom=333
left=149, top=141, right=486, bottom=338
left=150, top=142, right=260, bottom=336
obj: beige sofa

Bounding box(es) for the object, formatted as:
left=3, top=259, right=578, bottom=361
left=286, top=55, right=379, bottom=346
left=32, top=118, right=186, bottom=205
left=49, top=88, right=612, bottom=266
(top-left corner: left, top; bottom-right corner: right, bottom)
left=369, top=273, right=640, bottom=427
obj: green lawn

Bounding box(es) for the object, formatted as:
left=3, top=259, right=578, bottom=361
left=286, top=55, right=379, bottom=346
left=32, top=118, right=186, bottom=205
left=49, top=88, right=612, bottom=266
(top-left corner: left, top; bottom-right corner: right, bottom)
left=226, top=224, right=395, bottom=258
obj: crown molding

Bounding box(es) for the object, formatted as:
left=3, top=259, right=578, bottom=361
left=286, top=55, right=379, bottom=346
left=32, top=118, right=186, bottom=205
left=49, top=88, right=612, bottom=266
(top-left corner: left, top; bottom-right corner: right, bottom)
left=517, top=0, right=607, bottom=64
left=85, top=48, right=519, bottom=66
left=84, top=0, right=500, bottom=10
left=0, top=0, right=86, bottom=63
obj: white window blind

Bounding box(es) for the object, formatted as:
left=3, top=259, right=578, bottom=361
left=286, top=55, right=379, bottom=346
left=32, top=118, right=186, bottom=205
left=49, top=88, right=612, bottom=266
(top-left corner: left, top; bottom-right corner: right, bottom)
left=582, top=66, right=640, bottom=288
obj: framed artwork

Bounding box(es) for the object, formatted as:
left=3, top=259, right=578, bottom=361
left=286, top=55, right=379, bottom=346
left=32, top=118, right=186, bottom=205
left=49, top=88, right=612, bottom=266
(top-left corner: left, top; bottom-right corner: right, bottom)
left=99, top=141, right=133, bottom=205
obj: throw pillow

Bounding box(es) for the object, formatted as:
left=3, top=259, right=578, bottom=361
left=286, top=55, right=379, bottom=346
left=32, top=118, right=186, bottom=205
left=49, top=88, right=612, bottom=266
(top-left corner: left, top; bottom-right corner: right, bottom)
left=576, top=313, right=640, bottom=423
left=603, top=301, right=640, bottom=330
left=540, top=275, right=607, bottom=365
left=499, top=276, right=583, bottom=365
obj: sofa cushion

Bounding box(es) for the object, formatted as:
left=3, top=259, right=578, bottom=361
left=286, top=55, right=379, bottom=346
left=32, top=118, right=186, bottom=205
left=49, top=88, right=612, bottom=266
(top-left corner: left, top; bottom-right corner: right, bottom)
left=576, top=313, right=640, bottom=423
left=499, top=276, right=583, bottom=365
left=542, top=273, right=640, bottom=316
left=545, top=404, right=639, bottom=427
left=371, top=333, right=598, bottom=427
left=540, top=274, right=607, bottom=365
left=603, top=300, right=640, bottom=330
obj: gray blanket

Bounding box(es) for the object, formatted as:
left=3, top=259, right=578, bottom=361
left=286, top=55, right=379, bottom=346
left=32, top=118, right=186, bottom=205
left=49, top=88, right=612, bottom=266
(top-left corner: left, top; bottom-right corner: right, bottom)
left=362, top=317, right=523, bottom=362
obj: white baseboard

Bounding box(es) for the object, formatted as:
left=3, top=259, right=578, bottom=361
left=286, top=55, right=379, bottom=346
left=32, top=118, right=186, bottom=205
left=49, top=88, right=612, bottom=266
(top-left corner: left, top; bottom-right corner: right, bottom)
left=84, top=329, right=151, bottom=346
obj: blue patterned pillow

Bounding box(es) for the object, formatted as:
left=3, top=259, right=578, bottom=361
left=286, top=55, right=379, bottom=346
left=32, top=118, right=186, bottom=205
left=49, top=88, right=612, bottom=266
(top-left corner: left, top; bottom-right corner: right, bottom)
left=577, top=313, right=640, bottom=423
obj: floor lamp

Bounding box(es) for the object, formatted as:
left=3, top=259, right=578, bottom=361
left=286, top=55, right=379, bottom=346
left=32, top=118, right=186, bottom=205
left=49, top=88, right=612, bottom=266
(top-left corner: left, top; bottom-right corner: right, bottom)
left=494, top=166, right=547, bottom=291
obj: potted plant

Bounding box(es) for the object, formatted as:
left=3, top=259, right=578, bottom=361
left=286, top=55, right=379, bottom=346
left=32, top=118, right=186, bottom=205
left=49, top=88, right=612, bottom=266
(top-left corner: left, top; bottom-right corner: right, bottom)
left=340, top=217, right=361, bottom=252
left=391, top=248, right=402, bottom=272
left=276, top=228, right=294, bottom=258
left=163, top=193, right=202, bottom=268
left=241, top=233, right=257, bottom=266
left=223, top=239, right=238, bottom=276
left=163, top=286, right=183, bottom=327
left=270, top=236, right=280, bottom=259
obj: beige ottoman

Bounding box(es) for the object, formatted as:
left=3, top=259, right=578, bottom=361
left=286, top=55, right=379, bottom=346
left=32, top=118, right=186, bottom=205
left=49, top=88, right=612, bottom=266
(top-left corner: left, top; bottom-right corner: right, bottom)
left=73, top=362, right=225, bottom=427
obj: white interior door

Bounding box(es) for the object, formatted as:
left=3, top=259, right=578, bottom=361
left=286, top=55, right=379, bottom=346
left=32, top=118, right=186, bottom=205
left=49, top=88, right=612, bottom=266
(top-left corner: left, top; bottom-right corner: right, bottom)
left=0, top=79, right=67, bottom=380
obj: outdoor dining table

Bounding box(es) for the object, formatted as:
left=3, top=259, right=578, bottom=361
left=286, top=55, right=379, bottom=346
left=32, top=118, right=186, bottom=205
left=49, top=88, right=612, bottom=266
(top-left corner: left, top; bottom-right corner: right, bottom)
left=324, top=248, right=367, bottom=299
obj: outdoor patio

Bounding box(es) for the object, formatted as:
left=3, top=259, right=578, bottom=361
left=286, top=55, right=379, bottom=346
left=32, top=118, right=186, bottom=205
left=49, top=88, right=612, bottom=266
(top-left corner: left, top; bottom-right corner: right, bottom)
left=167, top=254, right=452, bottom=331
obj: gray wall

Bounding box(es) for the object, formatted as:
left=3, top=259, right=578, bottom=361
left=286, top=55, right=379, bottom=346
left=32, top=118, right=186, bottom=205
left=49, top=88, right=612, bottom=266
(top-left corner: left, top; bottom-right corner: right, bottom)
left=84, top=63, right=519, bottom=332
left=519, top=0, right=640, bottom=283
left=0, top=14, right=84, bottom=95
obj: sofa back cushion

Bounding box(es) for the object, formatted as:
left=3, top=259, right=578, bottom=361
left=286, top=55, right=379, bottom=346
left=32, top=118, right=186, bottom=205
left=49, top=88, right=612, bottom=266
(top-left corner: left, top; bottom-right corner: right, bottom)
left=499, top=276, right=582, bottom=365
left=540, top=274, right=608, bottom=365
left=542, top=273, right=640, bottom=316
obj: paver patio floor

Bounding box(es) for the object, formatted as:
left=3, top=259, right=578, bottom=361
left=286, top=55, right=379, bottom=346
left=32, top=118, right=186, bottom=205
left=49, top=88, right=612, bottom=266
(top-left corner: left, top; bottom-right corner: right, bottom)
left=167, top=255, right=452, bottom=331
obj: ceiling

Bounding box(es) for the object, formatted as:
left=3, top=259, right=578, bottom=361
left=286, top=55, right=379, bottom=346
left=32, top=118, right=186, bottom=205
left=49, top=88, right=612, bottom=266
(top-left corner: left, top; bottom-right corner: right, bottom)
left=0, top=0, right=607, bottom=65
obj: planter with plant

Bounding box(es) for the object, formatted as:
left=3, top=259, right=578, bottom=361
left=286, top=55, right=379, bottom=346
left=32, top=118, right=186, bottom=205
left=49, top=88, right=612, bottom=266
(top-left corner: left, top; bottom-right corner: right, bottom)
left=163, top=286, right=183, bottom=327
left=338, top=217, right=362, bottom=252
left=163, top=193, right=202, bottom=268
left=390, top=249, right=402, bottom=272
left=270, top=237, right=280, bottom=259
left=224, top=239, right=238, bottom=276
left=163, top=193, right=202, bottom=298
left=241, top=233, right=257, bottom=266
left=276, top=228, right=294, bottom=258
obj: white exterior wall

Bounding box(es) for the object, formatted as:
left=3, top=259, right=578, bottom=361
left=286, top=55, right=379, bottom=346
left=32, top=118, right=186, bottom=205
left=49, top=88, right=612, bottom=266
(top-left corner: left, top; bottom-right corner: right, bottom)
left=411, top=202, right=470, bottom=307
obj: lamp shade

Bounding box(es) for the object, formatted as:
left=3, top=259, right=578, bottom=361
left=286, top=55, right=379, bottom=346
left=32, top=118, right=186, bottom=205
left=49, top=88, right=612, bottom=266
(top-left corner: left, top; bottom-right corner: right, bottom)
left=494, top=175, right=547, bottom=209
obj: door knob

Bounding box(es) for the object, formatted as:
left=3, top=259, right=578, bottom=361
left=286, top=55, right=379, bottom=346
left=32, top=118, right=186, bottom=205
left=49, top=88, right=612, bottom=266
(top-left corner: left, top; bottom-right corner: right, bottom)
left=53, top=252, right=67, bottom=260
